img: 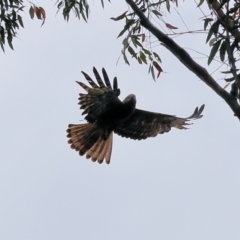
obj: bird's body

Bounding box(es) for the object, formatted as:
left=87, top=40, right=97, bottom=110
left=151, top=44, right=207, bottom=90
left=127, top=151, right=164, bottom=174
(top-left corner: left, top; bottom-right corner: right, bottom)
left=67, top=67, right=204, bottom=164
left=95, top=94, right=136, bottom=133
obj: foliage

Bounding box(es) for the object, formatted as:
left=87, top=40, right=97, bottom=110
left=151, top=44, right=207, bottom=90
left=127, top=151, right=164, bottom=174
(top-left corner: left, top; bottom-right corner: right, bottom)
left=55, top=0, right=240, bottom=101
left=55, top=0, right=178, bottom=80
left=0, top=0, right=45, bottom=51
left=203, top=0, right=240, bottom=100
left=1, top=0, right=240, bottom=116
left=56, top=0, right=90, bottom=22
left=0, top=0, right=24, bottom=51
left=111, top=7, right=163, bottom=80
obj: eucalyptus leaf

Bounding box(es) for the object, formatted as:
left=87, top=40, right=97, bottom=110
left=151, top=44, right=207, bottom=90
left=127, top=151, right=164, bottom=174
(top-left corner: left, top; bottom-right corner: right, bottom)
left=208, top=39, right=221, bottom=65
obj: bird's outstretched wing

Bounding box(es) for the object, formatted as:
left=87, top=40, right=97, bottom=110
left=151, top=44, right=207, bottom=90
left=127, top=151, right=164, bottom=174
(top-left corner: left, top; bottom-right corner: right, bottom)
left=114, top=105, right=205, bottom=140
left=77, top=67, right=121, bottom=122
left=68, top=66, right=204, bottom=164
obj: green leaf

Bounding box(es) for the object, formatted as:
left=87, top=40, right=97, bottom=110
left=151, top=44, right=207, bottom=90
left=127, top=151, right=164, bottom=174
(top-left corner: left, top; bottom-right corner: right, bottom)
left=80, top=8, right=87, bottom=22
left=123, top=52, right=130, bottom=65
left=197, top=0, right=205, bottom=7
left=209, top=37, right=217, bottom=47
left=131, top=36, right=137, bottom=48
left=117, top=19, right=135, bottom=38
left=85, top=3, right=89, bottom=18
left=131, top=36, right=142, bottom=48
left=29, top=6, right=34, bottom=19
left=148, top=55, right=153, bottom=61
left=153, top=61, right=163, bottom=78
left=152, top=10, right=162, bottom=18
left=221, top=70, right=239, bottom=74
left=111, top=11, right=128, bottom=21
left=0, top=26, right=5, bottom=44
left=122, top=37, right=129, bottom=48
left=12, top=10, right=16, bottom=22
left=219, top=40, right=227, bottom=62
left=17, top=15, right=24, bottom=28
left=224, top=76, right=235, bottom=82
left=148, top=64, right=151, bottom=73
left=19, top=6, right=25, bottom=11
left=153, top=52, right=161, bottom=63
left=150, top=65, right=155, bottom=80
left=7, top=35, right=14, bottom=50
left=137, top=56, right=142, bottom=64
left=4, top=0, right=8, bottom=11
left=0, top=41, right=5, bottom=52
left=128, top=46, right=137, bottom=59
left=140, top=51, right=147, bottom=64
left=206, top=20, right=220, bottom=43
left=166, top=0, right=170, bottom=12
left=203, top=18, right=213, bottom=31
left=208, top=39, right=222, bottom=65
left=57, top=1, right=63, bottom=9
left=66, top=14, right=70, bottom=21
left=142, top=48, right=151, bottom=55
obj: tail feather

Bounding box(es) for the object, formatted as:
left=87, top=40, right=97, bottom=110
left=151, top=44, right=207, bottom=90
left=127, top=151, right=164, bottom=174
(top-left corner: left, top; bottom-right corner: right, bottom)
left=85, top=132, right=113, bottom=164
left=92, top=140, right=106, bottom=161
left=86, top=139, right=105, bottom=162
left=105, top=132, right=113, bottom=164
left=96, top=139, right=110, bottom=164
left=67, top=123, right=113, bottom=164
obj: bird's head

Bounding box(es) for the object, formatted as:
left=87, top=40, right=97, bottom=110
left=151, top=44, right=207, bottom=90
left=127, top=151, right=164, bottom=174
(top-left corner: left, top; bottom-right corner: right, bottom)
left=122, top=94, right=136, bottom=108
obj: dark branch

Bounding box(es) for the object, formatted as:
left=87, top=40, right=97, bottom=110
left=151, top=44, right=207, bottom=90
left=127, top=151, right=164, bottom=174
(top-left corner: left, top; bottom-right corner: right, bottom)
left=125, top=0, right=240, bottom=120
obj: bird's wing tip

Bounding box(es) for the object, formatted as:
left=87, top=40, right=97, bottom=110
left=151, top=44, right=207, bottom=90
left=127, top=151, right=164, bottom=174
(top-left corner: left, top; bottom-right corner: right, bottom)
left=187, top=104, right=205, bottom=119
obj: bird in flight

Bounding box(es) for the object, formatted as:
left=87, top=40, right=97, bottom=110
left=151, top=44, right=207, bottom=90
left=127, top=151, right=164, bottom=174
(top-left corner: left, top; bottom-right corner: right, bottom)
left=67, top=67, right=204, bottom=164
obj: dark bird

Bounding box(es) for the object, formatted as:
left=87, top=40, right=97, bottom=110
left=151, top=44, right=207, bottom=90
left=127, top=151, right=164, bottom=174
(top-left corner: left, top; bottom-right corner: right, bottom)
left=67, top=67, right=204, bottom=164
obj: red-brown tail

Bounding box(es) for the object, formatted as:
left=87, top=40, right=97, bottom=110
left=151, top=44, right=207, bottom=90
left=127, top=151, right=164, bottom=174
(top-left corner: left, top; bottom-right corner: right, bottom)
left=66, top=123, right=113, bottom=164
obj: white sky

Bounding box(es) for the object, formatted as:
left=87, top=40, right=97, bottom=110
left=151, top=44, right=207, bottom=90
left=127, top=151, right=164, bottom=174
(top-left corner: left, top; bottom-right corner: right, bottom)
left=0, top=1, right=240, bottom=240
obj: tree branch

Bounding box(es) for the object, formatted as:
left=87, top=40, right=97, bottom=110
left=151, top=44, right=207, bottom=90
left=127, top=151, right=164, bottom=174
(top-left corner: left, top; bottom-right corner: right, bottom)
left=125, top=0, right=240, bottom=120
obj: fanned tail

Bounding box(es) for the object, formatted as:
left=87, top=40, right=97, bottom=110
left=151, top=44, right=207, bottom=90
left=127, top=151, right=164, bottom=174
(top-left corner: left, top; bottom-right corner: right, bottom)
left=66, top=123, right=113, bottom=164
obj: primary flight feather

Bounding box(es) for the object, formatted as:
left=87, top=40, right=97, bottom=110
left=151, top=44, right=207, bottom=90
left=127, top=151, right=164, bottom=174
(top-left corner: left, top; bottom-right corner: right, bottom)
left=67, top=67, right=204, bottom=164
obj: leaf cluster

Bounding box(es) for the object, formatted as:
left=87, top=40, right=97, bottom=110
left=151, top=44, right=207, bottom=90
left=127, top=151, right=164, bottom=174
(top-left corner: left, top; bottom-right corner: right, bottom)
left=56, top=0, right=90, bottom=22
left=29, top=5, right=46, bottom=26
left=55, top=0, right=169, bottom=80
left=0, top=0, right=24, bottom=51
left=204, top=0, right=240, bottom=100
left=119, top=18, right=163, bottom=80
left=111, top=0, right=178, bottom=80
left=0, top=0, right=46, bottom=52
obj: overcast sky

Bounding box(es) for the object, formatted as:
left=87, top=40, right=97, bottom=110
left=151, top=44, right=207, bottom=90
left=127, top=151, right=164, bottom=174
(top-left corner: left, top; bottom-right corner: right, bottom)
left=0, top=1, right=240, bottom=240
